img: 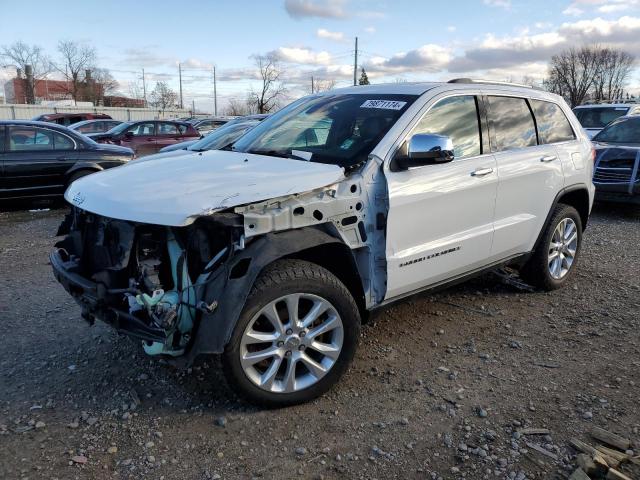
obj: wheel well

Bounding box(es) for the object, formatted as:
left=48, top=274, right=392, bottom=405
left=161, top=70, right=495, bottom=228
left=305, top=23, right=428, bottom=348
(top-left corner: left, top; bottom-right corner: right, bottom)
left=284, top=243, right=367, bottom=320
left=558, top=188, right=590, bottom=230
left=66, top=169, right=99, bottom=186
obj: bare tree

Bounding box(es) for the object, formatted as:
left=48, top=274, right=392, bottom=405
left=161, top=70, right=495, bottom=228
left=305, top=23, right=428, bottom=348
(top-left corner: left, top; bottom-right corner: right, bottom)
left=54, top=40, right=97, bottom=104
left=224, top=97, right=253, bottom=116
left=592, top=48, right=635, bottom=101
left=248, top=54, right=285, bottom=114
left=84, top=68, right=118, bottom=105
left=1, top=41, right=51, bottom=103
left=311, top=78, right=336, bottom=94
left=150, top=81, right=177, bottom=111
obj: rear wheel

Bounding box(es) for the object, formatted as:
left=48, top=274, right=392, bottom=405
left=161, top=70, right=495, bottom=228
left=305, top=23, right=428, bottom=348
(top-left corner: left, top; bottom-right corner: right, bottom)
left=520, top=204, right=582, bottom=290
left=222, top=259, right=360, bottom=407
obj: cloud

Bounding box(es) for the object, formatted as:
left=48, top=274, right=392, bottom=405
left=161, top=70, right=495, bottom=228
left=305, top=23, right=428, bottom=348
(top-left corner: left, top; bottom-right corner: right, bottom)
left=316, top=28, right=345, bottom=42
left=120, top=48, right=175, bottom=68
left=366, top=44, right=453, bottom=74
left=272, top=47, right=333, bottom=65
left=364, top=26, right=376, bottom=34
left=284, top=0, right=347, bottom=19
left=483, top=0, right=511, bottom=8
left=447, top=25, right=457, bottom=32
left=563, top=0, right=640, bottom=16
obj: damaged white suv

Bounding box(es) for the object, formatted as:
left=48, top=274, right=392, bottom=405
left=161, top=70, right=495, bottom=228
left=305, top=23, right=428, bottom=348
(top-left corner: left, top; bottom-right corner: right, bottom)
left=52, top=80, right=595, bottom=406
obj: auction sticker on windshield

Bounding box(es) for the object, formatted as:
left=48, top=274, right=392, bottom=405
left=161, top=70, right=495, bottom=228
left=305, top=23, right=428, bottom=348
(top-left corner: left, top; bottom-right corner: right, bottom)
left=360, top=100, right=407, bottom=110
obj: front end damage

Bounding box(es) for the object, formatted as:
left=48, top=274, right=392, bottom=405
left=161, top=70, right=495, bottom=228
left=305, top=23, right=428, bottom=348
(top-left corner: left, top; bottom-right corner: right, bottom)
left=51, top=210, right=243, bottom=357
left=51, top=157, right=388, bottom=364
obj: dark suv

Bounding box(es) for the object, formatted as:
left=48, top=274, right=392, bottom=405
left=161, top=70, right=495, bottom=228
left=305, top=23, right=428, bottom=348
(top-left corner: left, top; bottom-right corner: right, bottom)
left=0, top=120, right=133, bottom=203
left=32, top=113, right=113, bottom=126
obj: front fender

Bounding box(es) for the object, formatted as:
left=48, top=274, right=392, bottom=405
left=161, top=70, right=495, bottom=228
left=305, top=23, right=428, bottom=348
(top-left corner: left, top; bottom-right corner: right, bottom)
left=184, top=227, right=345, bottom=363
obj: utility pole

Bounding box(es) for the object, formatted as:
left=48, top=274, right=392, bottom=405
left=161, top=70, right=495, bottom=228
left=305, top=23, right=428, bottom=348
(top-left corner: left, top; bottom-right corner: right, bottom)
left=311, top=75, right=315, bottom=93
left=142, top=68, right=147, bottom=108
left=353, top=36, right=358, bottom=86
left=213, top=66, right=217, bottom=116
left=178, top=63, right=183, bottom=109
left=192, top=99, right=195, bottom=115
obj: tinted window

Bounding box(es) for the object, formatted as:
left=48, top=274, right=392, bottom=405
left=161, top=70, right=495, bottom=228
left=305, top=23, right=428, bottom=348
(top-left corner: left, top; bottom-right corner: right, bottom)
left=530, top=100, right=575, bottom=144
left=158, top=123, right=179, bottom=135
left=593, top=117, right=640, bottom=144
left=53, top=132, right=75, bottom=150
left=127, top=122, right=155, bottom=136
left=191, top=121, right=258, bottom=151
left=412, top=95, right=481, bottom=159
left=573, top=106, right=629, bottom=129
left=9, top=127, right=54, bottom=151
left=487, top=96, right=537, bottom=151
left=0, top=126, right=4, bottom=151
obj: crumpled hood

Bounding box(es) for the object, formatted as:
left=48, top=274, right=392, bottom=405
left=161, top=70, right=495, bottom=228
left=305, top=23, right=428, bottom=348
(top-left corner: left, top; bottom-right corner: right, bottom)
left=65, top=150, right=345, bottom=226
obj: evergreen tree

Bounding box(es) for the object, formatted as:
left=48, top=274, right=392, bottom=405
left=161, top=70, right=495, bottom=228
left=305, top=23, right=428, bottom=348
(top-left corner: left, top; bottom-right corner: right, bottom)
left=358, top=68, right=370, bottom=85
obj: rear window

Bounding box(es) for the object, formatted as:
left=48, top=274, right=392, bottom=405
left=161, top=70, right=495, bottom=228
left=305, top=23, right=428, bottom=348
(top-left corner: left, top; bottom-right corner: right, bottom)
left=487, top=96, right=537, bottom=152
left=593, top=117, right=640, bottom=144
left=573, top=107, right=629, bottom=129
left=530, top=100, right=575, bottom=144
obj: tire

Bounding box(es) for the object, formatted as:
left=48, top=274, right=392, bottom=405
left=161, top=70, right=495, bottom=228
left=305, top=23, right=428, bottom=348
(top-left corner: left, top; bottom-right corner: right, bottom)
left=520, top=203, right=583, bottom=291
left=222, top=259, right=361, bottom=407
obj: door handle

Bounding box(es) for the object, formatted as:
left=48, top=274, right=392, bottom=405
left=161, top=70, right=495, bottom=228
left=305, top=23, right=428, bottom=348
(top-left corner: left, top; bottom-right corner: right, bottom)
left=540, top=155, right=557, bottom=162
left=471, top=167, right=494, bottom=177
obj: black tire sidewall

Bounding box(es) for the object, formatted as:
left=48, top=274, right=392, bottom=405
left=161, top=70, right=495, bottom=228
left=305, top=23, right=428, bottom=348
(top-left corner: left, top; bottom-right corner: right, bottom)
left=526, top=204, right=583, bottom=290
left=222, top=261, right=360, bottom=407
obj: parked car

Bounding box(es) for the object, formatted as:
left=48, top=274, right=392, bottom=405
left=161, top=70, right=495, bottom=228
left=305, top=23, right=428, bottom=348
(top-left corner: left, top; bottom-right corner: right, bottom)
left=69, top=119, right=123, bottom=135
left=573, top=103, right=640, bottom=138
left=52, top=80, right=594, bottom=406
left=89, top=120, right=200, bottom=157
left=0, top=120, right=133, bottom=203
left=32, top=112, right=113, bottom=126
left=148, top=116, right=268, bottom=158
left=191, top=116, right=234, bottom=135
left=592, top=115, right=640, bottom=203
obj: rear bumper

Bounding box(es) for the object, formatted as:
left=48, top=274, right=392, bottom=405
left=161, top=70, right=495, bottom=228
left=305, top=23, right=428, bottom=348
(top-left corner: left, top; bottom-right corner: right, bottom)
left=594, top=190, right=640, bottom=204
left=50, top=248, right=167, bottom=342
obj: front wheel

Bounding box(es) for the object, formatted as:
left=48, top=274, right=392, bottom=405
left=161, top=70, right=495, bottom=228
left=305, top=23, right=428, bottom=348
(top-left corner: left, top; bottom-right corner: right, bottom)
left=222, top=259, right=360, bottom=407
left=520, top=204, right=583, bottom=290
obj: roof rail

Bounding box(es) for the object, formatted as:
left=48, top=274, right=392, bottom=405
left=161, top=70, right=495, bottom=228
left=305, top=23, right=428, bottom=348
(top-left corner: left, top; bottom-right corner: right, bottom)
left=447, top=78, right=534, bottom=89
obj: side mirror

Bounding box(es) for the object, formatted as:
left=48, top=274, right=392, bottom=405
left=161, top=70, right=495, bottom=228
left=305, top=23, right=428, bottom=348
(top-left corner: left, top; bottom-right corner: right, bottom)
left=123, top=131, right=134, bottom=139
left=391, top=133, right=454, bottom=171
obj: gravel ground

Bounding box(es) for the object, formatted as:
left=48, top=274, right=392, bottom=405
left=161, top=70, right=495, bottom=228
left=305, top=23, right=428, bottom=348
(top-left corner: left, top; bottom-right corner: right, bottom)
left=0, top=203, right=639, bottom=480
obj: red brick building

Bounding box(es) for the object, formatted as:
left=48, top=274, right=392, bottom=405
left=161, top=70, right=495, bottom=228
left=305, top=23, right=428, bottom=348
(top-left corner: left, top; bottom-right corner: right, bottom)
left=4, top=77, right=74, bottom=104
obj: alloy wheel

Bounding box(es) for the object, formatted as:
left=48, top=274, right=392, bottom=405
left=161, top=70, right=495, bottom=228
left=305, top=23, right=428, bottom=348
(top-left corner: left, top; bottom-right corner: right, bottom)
left=548, top=217, right=578, bottom=280
left=239, top=293, right=344, bottom=393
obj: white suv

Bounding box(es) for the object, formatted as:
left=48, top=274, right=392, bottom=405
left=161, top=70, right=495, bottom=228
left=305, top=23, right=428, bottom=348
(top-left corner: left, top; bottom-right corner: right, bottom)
left=52, top=80, right=595, bottom=406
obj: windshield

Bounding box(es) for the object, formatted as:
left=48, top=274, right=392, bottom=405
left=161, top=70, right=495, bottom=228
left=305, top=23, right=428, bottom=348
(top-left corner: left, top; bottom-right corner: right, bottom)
left=593, top=117, right=640, bottom=144
left=188, top=121, right=258, bottom=151
left=232, top=93, right=417, bottom=167
left=104, top=121, right=133, bottom=135
left=573, top=107, right=629, bottom=129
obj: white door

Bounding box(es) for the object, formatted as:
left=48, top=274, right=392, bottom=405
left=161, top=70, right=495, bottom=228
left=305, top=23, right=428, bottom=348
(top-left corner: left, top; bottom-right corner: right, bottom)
left=384, top=95, right=498, bottom=300
left=485, top=96, right=565, bottom=259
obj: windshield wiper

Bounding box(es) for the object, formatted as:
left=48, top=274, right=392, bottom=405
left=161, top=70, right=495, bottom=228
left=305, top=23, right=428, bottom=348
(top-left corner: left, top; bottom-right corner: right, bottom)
left=246, top=149, right=290, bottom=158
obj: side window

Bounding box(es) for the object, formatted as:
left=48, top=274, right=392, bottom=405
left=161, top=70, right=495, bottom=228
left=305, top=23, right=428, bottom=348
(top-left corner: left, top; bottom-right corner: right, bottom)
left=487, top=96, right=537, bottom=151
left=8, top=127, right=54, bottom=151
left=412, top=95, right=481, bottom=159
left=158, top=123, right=179, bottom=135
left=530, top=100, right=575, bottom=144
left=53, top=132, right=75, bottom=150
left=177, top=124, right=187, bottom=134
left=127, top=122, right=155, bottom=136
left=0, top=126, right=5, bottom=152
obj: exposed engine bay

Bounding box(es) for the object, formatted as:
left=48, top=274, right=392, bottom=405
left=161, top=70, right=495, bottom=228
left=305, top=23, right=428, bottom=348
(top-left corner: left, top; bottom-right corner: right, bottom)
left=54, top=208, right=244, bottom=356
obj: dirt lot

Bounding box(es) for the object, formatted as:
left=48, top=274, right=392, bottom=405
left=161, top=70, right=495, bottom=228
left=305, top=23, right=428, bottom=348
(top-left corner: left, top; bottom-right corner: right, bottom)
left=0, top=203, right=639, bottom=480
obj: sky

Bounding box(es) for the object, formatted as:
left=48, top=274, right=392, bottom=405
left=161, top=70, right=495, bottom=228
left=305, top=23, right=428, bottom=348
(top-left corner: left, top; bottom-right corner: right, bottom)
left=2, top=0, right=640, bottom=112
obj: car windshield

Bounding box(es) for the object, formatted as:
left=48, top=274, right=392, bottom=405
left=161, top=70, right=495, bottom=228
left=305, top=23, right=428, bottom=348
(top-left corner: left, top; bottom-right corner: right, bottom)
left=593, top=117, right=640, bottom=144
left=105, top=121, right=133, bottom=135
left=188, top=121, right=259, bottom=151
left=232, top=93, right=417, bottom=167
left=573, top=106, right=630, bottom=129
